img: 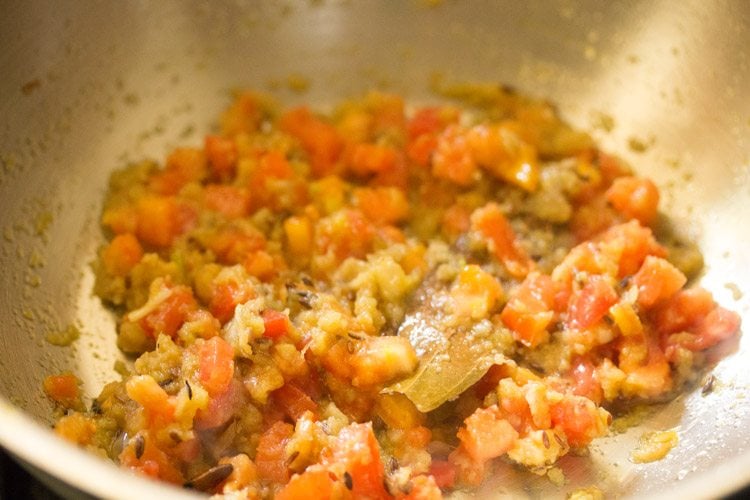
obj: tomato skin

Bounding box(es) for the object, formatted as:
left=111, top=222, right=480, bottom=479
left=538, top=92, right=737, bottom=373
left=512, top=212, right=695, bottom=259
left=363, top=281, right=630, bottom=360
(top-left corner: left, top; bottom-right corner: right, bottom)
left=568, top=275, right=618, bottom=330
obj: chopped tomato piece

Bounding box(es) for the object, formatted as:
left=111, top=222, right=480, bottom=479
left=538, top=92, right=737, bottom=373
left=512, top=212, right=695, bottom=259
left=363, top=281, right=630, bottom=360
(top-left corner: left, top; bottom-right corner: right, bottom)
left=683, top=306, right=741, bottom=351
left=467, top=123, right=539, bottom=191
left=280, top=107, right=343, bottom=177
left=210, top=280, right=255, bottom=324
left=353, top=186, right=409, bottom=225
left=549, top=396, right=608, bottom=448
left=276, top=468, right=337, bottom=500
left=194, top=379, right=244, bottom=430
left=606, top=176, right=660, bottom=226
left=203, top=184, right=250, bottom=219
left=321, top=422, right=390, bottom=500
left=150, top=147, right=207, bottom=195
left=501, top=272, right=556, bottom=347
left=406, top=134, right=438, bottom=168
left=255, top=421, right=294, bottom=484
left=457, top=406, right=518, bottom=463
left=651, top=288, right=715, bottom=334
left=102, top=233, right=143, bottom=277
left=262, top=309, right=290, bottom=340
left=43, top=373, right=81, bottom=409
left=119, top=434, right=184, bottom=484
left=205, top=135, right=238, bottom=182
left=568, top=275, right=618, bottom=330
left=199, top=336, right=235, bottom=396
left=570, top=357, right=603, bottom=404
left=140, top=285, right=198, bottom=339
left=432, top=125, right=478, bottom=186
left=407, top=107, right=444, bottom=139
left=632, top=256, right=687, bottom=309
left=347, top=142, right=399, bottom=177
left=471, top=202, right=534, bottom=278
left=272, top=383, right=318, bottom=421
left=125, top=375, right=175, bottom=426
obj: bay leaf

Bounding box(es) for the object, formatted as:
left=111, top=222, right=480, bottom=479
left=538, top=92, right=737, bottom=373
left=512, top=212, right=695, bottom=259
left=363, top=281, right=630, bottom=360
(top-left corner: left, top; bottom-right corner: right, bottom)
left=383, top=279, right=512, bottom=412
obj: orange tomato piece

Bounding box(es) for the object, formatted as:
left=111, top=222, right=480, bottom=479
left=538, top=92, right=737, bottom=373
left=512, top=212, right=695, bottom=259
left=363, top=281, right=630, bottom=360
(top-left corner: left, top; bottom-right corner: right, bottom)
left=347, top=142, right=399, bottom=177
left=262, top=309, right=289, bottom=340
left=204, top=184, right=250, bottom=219
left=651, top=287, right=715, bottom=335
left=255, top=421, right=294, bottom=484
left=199, top=336, right=235, bottom=396
left=321, top=422, right=390, bottom=500
left=205, top=135, right=238, bottom=182
left=457, top=406, right=519, bottom=463
left=43, top=373, right=81, bottom=409
left=140, top=285, right=198, bottom=339
left=466, top=123, right=539, bottom=191
left=272, top=383, right=318, bottom=421
left=276, top=468, right=337, bottom=500
left=102, top=233, right=143, bottom=277
left=472, top=202, right=534, bottom=278
left=568, top=275, right=618, bottom=330
left=432, top=125, right=478, bottom=186
left=606, top=176, right=660, bottom=226
left=280, top=107, right=343, bottom=177
left=119, top=434, right=183, bottom=484
left=549, top=396, right=607, bottom=448
left=501, top=272, right=556, bottom=347
left=125, top=375, right=175, bottom=426
left=353, top=186, right=409, bottom=226
left=135, top=196, right=195, bottom=248
left=632, top=256, right=687, bottom=309
left=570, top=357, right=603, bottom=404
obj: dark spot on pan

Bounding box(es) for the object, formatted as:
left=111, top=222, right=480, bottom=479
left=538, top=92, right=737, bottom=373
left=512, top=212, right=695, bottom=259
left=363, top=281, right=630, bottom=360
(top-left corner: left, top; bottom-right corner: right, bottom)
left=702, top=374, right=715, bottom=396
left=21, top=79, right=41, bottom=95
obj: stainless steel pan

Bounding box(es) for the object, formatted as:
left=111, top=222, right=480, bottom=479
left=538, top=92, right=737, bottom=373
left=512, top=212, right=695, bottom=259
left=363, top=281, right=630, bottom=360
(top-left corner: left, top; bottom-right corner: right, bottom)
left=1, top=1, right=749, bottom=498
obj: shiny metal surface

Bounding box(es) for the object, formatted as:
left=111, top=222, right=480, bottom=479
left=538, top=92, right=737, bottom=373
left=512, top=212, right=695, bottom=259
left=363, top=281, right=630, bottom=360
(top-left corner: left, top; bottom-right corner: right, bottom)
left=0, top=0, right=748, bottom=498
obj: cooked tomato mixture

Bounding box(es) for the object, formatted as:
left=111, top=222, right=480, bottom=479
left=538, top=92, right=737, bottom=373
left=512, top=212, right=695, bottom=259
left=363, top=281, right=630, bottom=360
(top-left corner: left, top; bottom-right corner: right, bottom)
left=45, top=85, right=741, bottom=498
